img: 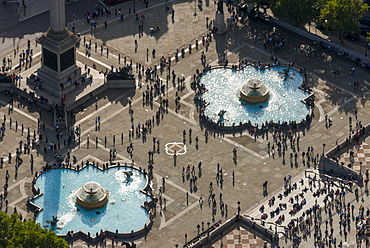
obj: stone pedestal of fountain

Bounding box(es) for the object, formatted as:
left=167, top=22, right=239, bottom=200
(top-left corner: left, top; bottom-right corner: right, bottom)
left=76, top=181, right=109, bottom=210
left=240, top=78, right=270, bottom=104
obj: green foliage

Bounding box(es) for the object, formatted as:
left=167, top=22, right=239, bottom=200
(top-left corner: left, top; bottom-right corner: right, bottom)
left=268, top=0, right=324, bottom=24
left=319, top=0, right=368, bottom=38
left=0, top=212, right=68, bottom=248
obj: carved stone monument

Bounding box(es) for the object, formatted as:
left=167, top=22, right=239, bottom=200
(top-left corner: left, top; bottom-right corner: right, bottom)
left=106, top=67, right=136, bottom=89
left=37, top=0, right=81, bottom=97
left=214, top=0, right=226, bottom=34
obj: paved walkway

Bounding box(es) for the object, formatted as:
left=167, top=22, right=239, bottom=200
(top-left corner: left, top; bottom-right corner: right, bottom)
left=1, top=0, right=370, bottom=248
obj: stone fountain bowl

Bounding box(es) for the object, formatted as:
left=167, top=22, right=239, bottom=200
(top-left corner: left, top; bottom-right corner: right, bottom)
left=76, top=181, right=109, bottom=210
left=240, top=78, right=269, bottom=104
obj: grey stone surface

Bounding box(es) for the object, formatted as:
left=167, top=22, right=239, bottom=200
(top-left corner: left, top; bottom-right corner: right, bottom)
left=0, top=0, right=369, bottom=247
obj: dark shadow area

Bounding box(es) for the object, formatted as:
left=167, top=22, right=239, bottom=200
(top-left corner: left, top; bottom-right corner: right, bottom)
left=89, top=1, right=177, bottom=47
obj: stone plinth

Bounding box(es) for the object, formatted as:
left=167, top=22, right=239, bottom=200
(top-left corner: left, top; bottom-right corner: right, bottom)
left=106, top=67, right=136, bottom=89
left=37, top=0, right=81, bottom=98
left=107, top=79, right=136, bottom=89
left=214, top=13, right=227, bottom=34
left=37, top=29, right=81, bottom=98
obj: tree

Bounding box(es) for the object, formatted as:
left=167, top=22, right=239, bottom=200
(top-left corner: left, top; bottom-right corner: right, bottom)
left=0, top=212, right=68, bottom=248
left=267, top=0, right=324, bottom=25
left=319, top=0, right=368, bottom=40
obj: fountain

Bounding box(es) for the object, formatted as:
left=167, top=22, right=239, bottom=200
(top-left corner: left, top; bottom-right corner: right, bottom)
left=196, top=66, right=310, bottom=126
left=239, top=78, right=269, bottom=104
left=76, top=181, right=109, bottom=210
left=32, top=166, right=151, bottom=235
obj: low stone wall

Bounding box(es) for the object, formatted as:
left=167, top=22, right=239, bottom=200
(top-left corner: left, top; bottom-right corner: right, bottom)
left=319, top=156, right=362, bottom=184
left=106, top=79, right=136, bottom=89
left=318, top=123, right=370, bottom=184
left=185, top=215, right=278, bottom=248
left=0, top=83, right=14, bottom=92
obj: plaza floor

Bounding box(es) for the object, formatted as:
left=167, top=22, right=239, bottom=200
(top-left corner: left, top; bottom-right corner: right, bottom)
left=1, top=0, right=370, bottom=247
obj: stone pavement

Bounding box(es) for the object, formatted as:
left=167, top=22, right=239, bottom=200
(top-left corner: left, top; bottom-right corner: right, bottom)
left=339, top=142, right=370, bottom=174
left=1, top=0, right=370, bottom=248
left=0, top=1, right=19, bottom=33
left=212, top=227, right=267, bottom=248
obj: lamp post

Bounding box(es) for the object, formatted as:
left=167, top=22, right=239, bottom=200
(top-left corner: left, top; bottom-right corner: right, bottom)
left=322, top=143, right=326, bottom=155
left=194, top=0, right=197, bottom=16
left=72, top=15, right=76, bottom=34
left=322, top=143, right=326, bottom=171
left=360, top=162, right=363, bottom=175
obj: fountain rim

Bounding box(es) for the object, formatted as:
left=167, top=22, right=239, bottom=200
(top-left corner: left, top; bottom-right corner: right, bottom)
left=29, top=164, right=154, bottom=238
left=196, top=64, right=313, bottom=131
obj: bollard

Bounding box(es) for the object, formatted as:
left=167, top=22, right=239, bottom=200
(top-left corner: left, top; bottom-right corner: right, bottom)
left=168, top=56, right=171, bottom=67
left=181, top=48, right=185, bottom=58
left=87, top=137, right=89, bottom=149
left=113, top=135, right=115, bottom=147
left=189, top=44, right=192, bottom=54
left=96, top=137, right=98, bottom=149
left=202, top=36, right=205, bottom=44
left=196, top=40, right=199, bottom=50
left=118, top=54, right=120, bottom=64
left=105, top=136, right=107, bottom=148
left=175, top=52, right=178, bottom=62
left=95, top=42, right=97, bottom=52
left=121, top=133, right=123, bottom=145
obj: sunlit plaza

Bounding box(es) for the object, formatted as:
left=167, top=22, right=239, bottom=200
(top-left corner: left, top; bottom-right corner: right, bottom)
left=1, top=0, right=370, bottom=247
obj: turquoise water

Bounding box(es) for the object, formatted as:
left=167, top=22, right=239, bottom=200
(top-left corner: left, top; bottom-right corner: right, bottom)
left=33, top=166, right=150, bottom=234
left=200, top=66, right=310, bottom=125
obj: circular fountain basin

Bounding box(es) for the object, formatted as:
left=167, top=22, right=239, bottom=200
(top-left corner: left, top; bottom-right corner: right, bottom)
left=32, top=166, right=150, bottom=235
left=199, top=66, right=310, bottom=126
